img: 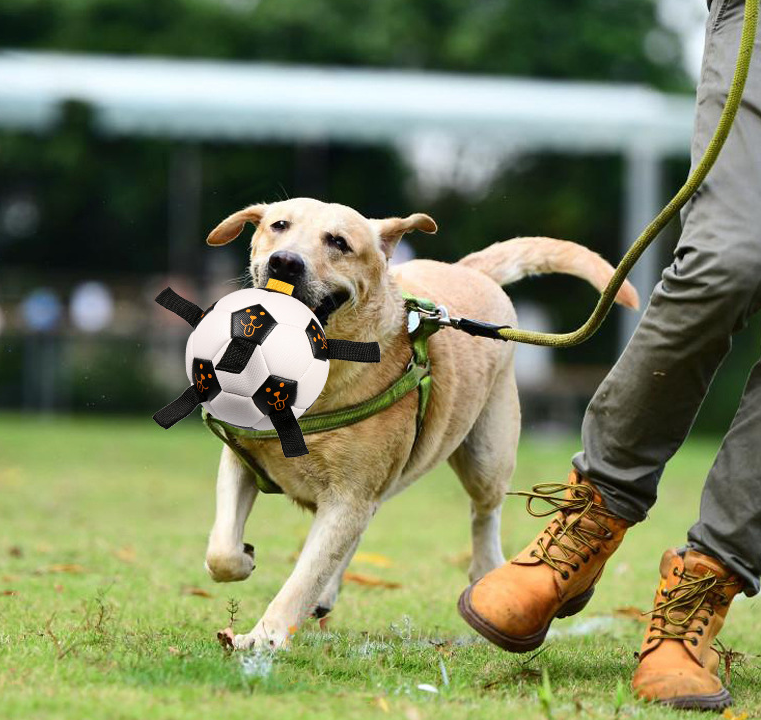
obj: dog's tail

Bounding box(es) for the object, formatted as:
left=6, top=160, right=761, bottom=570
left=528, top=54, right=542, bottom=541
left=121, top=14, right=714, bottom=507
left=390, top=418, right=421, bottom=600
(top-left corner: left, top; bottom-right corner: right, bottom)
left=458, top=237, right=640, bottom=310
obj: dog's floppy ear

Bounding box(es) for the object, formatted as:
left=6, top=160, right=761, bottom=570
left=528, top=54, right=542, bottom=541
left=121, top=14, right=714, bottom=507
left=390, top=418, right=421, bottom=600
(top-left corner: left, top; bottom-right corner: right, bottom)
left=206, top=204, right=268, bottom=246
left=370, top=213, right=437, bottom=259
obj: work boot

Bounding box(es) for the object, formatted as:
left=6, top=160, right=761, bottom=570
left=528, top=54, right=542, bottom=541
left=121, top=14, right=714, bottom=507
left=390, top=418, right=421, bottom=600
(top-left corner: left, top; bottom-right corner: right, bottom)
left=458, top=470, right=630, bottom=652
left=632, top=548, right=743, bottom=711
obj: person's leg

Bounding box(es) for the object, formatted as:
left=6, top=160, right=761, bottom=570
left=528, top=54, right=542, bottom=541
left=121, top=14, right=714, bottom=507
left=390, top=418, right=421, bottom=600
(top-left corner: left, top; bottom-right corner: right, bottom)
left=459, top=0, right=761, bottom=658
left=573, top=0, right=761, bottom=523
left=687, top=356, right=761, bottom=596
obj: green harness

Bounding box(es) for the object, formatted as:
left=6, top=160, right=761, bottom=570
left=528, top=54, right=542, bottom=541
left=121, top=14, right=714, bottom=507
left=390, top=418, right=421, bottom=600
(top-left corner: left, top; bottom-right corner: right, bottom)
left=202, top=294, right=442, bottom=494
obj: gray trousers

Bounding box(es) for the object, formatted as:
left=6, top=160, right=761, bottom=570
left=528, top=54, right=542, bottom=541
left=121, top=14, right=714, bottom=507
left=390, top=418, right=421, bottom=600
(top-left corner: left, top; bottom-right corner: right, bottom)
left=573, top=0, right=761, bottom=596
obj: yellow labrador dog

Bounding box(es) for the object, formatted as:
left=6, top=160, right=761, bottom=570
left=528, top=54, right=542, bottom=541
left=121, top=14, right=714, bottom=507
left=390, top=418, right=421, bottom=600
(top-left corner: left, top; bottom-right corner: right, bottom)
left=204, top=197, right=638, bottom=650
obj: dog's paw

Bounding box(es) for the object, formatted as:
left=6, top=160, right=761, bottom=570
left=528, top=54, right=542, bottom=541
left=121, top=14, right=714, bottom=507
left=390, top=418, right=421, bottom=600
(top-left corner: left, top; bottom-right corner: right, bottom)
left=205, top=542, right=255, bottom=583
left=233, top=618, right=294, bottom=651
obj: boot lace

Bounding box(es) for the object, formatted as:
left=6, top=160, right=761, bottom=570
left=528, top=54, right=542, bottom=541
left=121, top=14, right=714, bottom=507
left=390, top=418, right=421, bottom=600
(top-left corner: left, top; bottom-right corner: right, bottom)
left=645, top=567, right=732, bottom=646
left=510, top=482, right=619, bottom=579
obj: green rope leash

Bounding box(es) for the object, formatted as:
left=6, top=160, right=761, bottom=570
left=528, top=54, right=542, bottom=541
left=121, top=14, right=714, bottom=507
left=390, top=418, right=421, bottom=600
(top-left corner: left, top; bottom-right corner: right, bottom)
left=497, top=0, right=759, bottom=348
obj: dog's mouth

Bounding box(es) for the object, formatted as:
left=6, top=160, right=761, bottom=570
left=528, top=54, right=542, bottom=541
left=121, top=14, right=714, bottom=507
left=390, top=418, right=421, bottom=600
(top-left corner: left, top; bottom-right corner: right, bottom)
left=310, top=289, right=351, bottom=326
left=252, top=265, right=351, bottom=325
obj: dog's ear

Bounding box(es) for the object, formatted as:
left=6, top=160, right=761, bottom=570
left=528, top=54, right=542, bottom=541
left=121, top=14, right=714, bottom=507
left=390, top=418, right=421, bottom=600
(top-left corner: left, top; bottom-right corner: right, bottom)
left=370, top=213, right=437, bottom=259
left=206, top=204, right=268, bottom=246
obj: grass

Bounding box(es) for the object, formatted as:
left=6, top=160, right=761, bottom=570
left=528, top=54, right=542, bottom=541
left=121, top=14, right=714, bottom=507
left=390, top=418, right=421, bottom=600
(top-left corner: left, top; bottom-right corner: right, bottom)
left=0, top=414, right=759, bottom=719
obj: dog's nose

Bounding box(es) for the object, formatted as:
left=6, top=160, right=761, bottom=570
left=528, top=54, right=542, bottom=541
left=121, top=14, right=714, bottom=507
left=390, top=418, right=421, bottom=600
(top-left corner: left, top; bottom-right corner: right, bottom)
left=268, top=251, right=305, bottom=281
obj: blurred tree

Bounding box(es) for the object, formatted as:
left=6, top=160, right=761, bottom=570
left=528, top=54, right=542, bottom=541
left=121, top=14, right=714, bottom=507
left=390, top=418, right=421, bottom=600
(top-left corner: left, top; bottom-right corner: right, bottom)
left=4, top=0, right=725, bottom=424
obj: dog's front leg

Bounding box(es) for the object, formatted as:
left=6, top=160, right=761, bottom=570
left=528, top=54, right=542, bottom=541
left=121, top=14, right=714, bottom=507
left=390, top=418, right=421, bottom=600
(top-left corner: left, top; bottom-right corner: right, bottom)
left=233, top=498, right=375, bottom=650
left=205, top=445, right=258, bottom=582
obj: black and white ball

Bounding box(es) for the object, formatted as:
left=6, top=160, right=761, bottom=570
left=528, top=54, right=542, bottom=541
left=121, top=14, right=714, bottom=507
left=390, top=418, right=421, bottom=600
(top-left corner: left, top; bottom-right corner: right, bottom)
left=185, top=288, right=330, bottom=430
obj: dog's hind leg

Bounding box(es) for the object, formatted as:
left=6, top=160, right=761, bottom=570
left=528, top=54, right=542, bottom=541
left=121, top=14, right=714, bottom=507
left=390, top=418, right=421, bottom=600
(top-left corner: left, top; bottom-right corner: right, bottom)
left=205, top=445, right=258, bottom=582
left=448, top=359, right=520, bottom=582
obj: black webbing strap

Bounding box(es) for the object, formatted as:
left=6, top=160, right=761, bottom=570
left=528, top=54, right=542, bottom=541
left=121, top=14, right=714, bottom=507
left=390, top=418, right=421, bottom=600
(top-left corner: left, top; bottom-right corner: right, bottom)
left=155, top=287, right=205, bottom=328
left=269, top=407, right=309, bottom=457
left=326, top=339, right=381, bottom=363
left=453, top=317, right=513, bottom=340
left=153, top=386, right=203, bottom=428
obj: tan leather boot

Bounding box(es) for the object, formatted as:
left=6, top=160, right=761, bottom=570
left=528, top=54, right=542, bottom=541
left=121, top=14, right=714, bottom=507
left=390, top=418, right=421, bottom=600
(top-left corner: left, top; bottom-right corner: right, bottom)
left=458, top=470, right=630, bottom=652
left=632, top=548, right=743, bottom=710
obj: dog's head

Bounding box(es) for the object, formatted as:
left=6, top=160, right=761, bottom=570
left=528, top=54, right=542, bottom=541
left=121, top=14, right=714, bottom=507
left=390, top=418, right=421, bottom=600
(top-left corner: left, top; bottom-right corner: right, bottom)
left=206, top=198, right=437, bottom=329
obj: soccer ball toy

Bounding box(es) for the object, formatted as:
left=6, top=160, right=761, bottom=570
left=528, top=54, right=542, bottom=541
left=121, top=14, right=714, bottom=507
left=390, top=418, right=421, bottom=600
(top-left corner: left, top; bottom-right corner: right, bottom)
left=152, top=280, right=380, bottom=458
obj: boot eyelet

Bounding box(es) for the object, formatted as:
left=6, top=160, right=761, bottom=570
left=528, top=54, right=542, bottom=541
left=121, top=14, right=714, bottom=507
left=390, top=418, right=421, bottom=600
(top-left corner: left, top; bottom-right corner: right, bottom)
left=529, top=550, right=536, bottom=558
left=561, top=571, right=570, bottom=580
left=646, top=638, right=654, bottom=644
left=673, top=568, right=679, bottom=576
left=582, top=554, right=590, bottom=563
left=571, top=563, right=580, bottom=571
left=691, top=638, right=698, bottom=646
left=605, top=531, right=613, bottom=540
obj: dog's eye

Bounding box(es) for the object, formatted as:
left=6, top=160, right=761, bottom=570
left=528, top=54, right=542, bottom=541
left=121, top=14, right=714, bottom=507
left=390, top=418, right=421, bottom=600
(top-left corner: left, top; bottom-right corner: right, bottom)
left=270, top=220, right=290, bottom=232
left=324, top=233, right=351, bottom=254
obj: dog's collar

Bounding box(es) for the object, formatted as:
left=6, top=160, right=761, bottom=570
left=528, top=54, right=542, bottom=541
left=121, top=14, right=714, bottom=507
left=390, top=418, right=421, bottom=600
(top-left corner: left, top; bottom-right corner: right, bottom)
left=202, top=293, right=440, bottom=494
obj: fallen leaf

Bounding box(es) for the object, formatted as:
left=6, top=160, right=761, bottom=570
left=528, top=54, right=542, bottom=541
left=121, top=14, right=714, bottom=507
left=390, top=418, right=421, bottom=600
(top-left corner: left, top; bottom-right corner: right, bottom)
left=36, top=563, right=86, bottom=575
left=318, top=616, right=331, bottom=632
left=374, top=697, right=390, bottom=713
left=2, top=590, right=17, bottom=596
left=114, top=546, right=136, bottom=564
left=2, top=574, right=20, bottom=582
left=181, top=586, right=212, bottom=598
left=613, top=606, right=648, bottom=623
left=343, top=572, right=401, bottom=589
left=722, top=710, right=748, bottom=720
left=35, top=542, right=53, bottom=554
left=353, top=552, right=393, bottom=568
left=168, top=646, right=181, bottom=655
left=8, top=546, right=23, bottom=558
left=54, top=584, right=64, bottom=594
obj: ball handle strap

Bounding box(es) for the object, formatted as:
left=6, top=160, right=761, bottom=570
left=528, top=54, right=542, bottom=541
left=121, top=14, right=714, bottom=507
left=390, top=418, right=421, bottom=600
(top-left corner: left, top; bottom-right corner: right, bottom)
left=326, top=339, right=380, bottom=363
left=269, top=407, right=309, bottom=457
left=153, top=385, right=203, bottom=429
left=155, top=287, right=205, bottom=328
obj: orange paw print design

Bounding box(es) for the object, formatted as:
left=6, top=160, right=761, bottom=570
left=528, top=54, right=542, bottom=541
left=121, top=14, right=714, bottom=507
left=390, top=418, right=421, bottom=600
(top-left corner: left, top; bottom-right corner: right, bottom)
left=195, top=363, right=212, bottom=394
left=266, top=382, right=290, bottom=411
left=240, top=308, right=266, bottom=337
left=311, top=323, right=328, bottom=351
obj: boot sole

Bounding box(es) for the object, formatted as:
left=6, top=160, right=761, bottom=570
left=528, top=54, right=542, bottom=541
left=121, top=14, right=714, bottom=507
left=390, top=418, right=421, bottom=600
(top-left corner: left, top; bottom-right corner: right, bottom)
left=658, top=687, right=732, bottom=711
left=457, top=583, right=596, bottom=653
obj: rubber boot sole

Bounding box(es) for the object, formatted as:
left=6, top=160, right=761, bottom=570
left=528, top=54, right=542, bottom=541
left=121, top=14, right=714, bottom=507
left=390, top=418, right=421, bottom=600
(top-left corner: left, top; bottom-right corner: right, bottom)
left=457, top=583, right=596, bottom=653
left=658, top=687, right=732, bottom=712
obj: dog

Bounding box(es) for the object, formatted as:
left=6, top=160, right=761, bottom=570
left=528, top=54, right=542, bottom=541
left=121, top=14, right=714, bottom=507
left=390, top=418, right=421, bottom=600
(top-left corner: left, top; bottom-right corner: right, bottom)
left=203, top=197, right=639, bottom=650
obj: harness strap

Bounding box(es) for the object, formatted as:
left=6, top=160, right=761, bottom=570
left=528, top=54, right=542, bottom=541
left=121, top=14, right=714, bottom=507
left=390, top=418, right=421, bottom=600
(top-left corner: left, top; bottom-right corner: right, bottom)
left=269, top=407, right=309, bottom=457
left=155, top=287, right=205, bottom=328
left=326, top=339, right=381, bottom=363
left=153, top=385, right=203, bottom=428
left=201, top=294, right=440, bottom=494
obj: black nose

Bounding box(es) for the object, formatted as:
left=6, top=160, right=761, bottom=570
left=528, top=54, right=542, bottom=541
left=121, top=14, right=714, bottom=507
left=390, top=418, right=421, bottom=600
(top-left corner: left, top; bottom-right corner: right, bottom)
left=268, top=251, right=305, bottom=281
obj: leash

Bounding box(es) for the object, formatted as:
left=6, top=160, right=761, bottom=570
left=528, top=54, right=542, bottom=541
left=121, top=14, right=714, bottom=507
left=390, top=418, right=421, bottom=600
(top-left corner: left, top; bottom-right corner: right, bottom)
left=486, top=0, right=758, bottom=348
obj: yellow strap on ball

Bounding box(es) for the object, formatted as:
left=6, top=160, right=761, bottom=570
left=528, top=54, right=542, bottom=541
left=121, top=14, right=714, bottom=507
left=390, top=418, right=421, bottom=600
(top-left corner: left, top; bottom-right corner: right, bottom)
left=265, top=278, right=295, bottom=295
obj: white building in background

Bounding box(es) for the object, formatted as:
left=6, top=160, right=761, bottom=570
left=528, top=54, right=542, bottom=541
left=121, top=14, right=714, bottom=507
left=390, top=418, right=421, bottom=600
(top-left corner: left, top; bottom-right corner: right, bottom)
left=0, top=51, right=699, bottom=354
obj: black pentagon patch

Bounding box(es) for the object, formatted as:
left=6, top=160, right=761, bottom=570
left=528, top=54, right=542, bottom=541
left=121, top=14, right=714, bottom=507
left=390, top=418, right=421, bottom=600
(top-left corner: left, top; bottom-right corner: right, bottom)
left=305, top=319, right=329, bottom=361
left=253, top=375, right=298, bottom=416
left=231, top=304, right=276, bottom=346
left=215, top=337, right=256, bottom=374
left=191, top=358, right=221, bottom=402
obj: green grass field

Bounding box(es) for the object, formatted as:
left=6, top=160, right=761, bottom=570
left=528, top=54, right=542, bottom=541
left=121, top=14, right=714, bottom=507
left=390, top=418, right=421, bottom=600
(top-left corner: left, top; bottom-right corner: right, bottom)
left=1, top=415, right=759, bottom=719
